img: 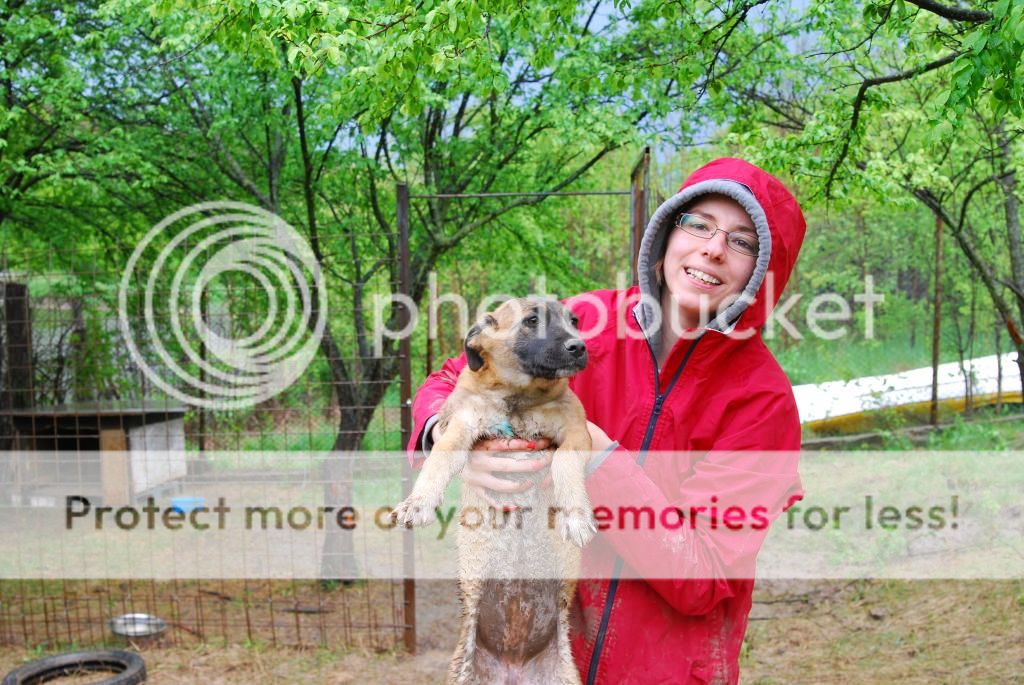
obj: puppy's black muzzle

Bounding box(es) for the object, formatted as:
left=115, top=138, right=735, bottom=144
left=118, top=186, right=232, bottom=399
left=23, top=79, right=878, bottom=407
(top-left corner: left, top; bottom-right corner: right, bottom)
left=509, top=300, right=589, bottom=379
left=517, top=333, right=588, bottom=379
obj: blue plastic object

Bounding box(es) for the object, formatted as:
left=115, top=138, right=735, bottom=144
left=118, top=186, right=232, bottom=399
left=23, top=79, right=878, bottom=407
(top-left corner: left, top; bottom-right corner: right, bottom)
left=169, top=496, right=205, bottom=514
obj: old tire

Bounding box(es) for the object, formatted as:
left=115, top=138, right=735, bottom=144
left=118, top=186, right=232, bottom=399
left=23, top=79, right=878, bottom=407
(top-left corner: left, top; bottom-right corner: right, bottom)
left=1, top=650, right=145, bottom=684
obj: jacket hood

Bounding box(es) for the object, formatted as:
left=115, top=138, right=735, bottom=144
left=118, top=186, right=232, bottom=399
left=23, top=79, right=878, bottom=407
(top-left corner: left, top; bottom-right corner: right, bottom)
left=636, top=157, right=806, bottom=349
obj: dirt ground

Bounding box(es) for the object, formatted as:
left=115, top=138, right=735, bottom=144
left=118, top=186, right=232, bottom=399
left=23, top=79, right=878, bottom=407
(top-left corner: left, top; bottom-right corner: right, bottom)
left=1, top=579, right=1021, bottom=683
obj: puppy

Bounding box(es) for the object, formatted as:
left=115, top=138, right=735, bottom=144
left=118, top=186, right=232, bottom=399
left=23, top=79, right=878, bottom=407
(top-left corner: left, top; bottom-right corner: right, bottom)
left=394, top=297, right=595, bottom=684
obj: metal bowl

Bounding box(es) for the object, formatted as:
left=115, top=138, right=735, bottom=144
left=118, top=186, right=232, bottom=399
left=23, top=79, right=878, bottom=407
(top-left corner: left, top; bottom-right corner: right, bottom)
left=108, top=613, right=167, bottom=639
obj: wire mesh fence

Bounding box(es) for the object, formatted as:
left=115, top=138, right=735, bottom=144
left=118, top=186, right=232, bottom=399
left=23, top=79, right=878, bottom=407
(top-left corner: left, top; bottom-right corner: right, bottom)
left=0, top=158, right=644, bottom=654
left=0, top=578, right=405, bottom=652
left=0, top=214, right=413, bottom=652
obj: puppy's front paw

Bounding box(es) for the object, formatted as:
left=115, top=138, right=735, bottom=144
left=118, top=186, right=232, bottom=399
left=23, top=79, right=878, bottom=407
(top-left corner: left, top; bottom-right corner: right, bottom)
left=392, top=496, right=439, bottom=527
left=558, top=508, right=597, bottom=547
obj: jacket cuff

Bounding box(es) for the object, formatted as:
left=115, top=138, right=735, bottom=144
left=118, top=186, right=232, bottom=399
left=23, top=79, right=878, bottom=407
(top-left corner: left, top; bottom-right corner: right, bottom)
left=420, top=415, right=440, bottom=455
left=585, top=441, right=620, bottom=478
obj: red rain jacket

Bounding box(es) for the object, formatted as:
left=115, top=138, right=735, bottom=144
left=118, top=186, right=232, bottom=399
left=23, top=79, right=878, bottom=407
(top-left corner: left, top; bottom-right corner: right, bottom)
left=407, top=158, right=806, bottom=684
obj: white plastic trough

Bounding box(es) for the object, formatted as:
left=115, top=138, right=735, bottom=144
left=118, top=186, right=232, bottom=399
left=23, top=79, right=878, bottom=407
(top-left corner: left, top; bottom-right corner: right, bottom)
left=792, top=353, right=1021, bottom=424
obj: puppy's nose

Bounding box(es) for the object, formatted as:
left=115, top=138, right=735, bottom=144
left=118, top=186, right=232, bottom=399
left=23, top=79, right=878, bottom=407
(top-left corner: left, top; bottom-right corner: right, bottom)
left=564, top=339, right=585, bottom=357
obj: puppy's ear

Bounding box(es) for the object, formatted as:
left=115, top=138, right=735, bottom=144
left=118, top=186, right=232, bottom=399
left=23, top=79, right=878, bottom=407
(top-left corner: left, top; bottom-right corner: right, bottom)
left=464, top=325, right=484, bottom=371
left=464, top=316, right=496, bottom=372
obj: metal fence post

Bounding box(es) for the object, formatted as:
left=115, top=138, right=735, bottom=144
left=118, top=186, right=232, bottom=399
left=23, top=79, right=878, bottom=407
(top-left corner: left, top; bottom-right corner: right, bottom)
left=629, top=147, right=651, bottom=286
left=396, top=182, right=416, bottom=655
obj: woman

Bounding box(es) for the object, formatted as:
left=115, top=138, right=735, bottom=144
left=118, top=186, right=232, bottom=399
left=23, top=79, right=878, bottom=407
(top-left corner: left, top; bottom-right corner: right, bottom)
left=409, top=158, right=806, bottom=684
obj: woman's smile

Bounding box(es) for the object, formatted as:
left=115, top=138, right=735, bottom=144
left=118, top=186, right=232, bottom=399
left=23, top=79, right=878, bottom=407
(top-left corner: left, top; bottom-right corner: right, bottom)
left=682, top=266, right=724, bottom=289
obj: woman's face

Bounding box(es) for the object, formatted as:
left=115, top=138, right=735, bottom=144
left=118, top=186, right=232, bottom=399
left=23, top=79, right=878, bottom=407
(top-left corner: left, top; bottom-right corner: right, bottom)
left=660, top=194, right=759, bottom=329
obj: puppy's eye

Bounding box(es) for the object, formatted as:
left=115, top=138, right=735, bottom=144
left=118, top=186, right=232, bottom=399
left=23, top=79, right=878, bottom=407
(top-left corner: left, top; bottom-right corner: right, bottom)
left=524, top=315, right=540, bottom=326
left=570, top=316, right=579, bottom=328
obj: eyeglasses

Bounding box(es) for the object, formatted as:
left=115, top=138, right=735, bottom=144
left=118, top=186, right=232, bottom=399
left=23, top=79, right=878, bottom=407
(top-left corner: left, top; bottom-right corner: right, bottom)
left=674, top=213, right=760, bottom=257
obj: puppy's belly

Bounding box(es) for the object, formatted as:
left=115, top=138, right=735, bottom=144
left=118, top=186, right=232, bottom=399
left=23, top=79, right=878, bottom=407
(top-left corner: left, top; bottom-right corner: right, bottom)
left=474, top=578, right=561, bottom=664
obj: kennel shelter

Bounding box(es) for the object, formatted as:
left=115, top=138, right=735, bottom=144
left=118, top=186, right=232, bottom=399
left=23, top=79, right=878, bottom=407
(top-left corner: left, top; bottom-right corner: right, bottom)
left=1, top=401, right=187, bottom=507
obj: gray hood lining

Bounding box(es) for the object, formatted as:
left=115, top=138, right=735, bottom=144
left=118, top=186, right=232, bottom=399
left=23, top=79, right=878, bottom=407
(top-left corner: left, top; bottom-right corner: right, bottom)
left=634, top=178, right=772, bottom=359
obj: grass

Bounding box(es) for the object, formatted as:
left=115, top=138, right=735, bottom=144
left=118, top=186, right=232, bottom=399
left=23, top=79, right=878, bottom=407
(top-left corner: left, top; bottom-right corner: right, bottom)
left=769, top=311, right=1005, bottom=385
left=924, top=413, right=1019, bottom=450
left=803, top=404, right=1024, bottom=450
left=237, top=428, right=338, bottom=452
left=771, top=335, right=976, bottom=386
left=198, top=398, right=403, bottom=474
left=2, top=579, right=1019, bottom=683
left=742, top=579, right=1024, bottom=684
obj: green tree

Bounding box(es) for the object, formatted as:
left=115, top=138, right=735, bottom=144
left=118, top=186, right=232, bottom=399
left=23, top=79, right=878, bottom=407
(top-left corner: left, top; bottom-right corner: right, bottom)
left=676, top=0, right=1023, bottom=390
left=91, top=0, right=783, bottom=450
left=0, top=1, right=110, bottom=231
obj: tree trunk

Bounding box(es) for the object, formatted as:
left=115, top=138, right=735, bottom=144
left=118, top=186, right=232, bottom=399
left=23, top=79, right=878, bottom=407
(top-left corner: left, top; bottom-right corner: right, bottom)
left=1015, top=346, right=1024, bottom=409
left=996, top=129, right=1024, bottom=398
left=965, top=280, right=977, bottom=415
left=319, top=400, right=374, bottom=582
left=995, top=318, right=1003, bottom=413
left=930, top=214, right=943, bottom=426
left=913, top=188, right=1024, bottom=406
left=950, top=303, right=969, bottom=417
left=319, top=345, right=398, bottom=581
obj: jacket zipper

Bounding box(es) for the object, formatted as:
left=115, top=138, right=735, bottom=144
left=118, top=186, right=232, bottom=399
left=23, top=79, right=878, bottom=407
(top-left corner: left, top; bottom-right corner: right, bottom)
left=586, top=326, right=703, bottom=685
left=638, top=395, right=664, bottom=463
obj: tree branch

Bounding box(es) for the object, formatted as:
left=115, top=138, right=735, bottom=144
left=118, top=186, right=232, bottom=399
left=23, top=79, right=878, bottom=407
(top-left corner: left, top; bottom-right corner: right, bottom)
left=825, top=51, right=960, bottom=198
left=292, top=76, right=322, bottom=260
left=176, top=71, right=273, bottom=207
left=151, top=10, right=242, bottom=68
left=913, top=187, right=1017, bottom=331
left=958, top=170, right=1013, bottom=230
left=364, top=0, right=425, bottom=39
left=905, top=0, right=991, bottom=23
left=439, top=143, right=617, bottom=250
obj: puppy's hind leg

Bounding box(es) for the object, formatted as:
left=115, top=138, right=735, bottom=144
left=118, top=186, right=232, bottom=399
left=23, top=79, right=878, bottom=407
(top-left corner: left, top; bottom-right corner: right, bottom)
left=555, top=579, right=582, bottom=685
left=447, top=578, right=483, bottom=685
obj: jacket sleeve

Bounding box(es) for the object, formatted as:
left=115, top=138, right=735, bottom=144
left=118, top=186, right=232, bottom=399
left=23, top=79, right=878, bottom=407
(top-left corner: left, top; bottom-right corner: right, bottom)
left=585, top=388, right=803, bottom=616
left=406, top=354, right=467, bottom=467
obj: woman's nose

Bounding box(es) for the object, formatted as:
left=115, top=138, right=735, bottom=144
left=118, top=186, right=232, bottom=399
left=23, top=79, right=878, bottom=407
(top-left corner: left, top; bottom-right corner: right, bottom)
left=703, top=230, right=728, bottom=259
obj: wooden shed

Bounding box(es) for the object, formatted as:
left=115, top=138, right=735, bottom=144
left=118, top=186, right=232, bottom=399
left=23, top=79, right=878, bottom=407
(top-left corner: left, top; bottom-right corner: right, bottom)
left=0, top=401, right=188, bottom=506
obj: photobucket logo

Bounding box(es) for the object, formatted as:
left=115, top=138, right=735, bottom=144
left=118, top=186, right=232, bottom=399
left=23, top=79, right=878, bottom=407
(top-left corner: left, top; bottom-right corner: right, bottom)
left=370, top=272, right=885, bottom=351
left=118, top=201, right=326, bottom=409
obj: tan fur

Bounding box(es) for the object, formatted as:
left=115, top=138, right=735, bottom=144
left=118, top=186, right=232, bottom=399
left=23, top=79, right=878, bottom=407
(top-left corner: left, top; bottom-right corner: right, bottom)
left=393, top=298, right=594, bottom=684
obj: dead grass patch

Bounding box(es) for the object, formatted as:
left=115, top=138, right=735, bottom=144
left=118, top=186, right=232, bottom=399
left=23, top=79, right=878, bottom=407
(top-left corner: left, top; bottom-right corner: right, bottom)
left=1, top=580, right=1020, bottom=683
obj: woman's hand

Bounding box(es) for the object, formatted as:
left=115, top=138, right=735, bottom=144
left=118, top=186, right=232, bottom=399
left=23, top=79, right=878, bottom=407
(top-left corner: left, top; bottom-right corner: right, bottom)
left=538, top=421, right=613, bottom=489
left=464, top=437, right=554, bottom=508
left=432, top=423, right=553, bottom=508
left=586, top=421, right=613, bottom=452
